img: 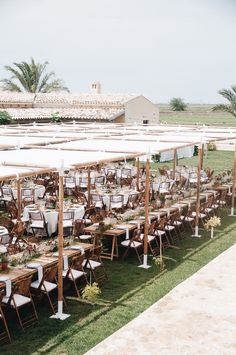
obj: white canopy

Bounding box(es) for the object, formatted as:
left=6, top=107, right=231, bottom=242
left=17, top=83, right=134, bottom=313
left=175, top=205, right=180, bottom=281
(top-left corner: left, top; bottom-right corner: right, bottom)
left=0, top=149, right=139, bottom=172
left=0, top=135, right=71, bottom=149
left=0, top=165, right=54, bottom=181
left=48, top=139, right=196, bottom=155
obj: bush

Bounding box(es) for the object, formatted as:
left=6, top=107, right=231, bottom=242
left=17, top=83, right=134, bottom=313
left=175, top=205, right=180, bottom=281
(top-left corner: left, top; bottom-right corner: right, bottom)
left=0, top=111, right=13, bottom=125
left=82, top=283, right=101, bottom=303
left=193, top=145, right=198, bottom=156
left=152, top=154, right=160, bottom=162
left=208, top=142, right=216, bottom=151
left=169, top=97, right=187, bottom=111
left=51, top=112, right=62, bottom=123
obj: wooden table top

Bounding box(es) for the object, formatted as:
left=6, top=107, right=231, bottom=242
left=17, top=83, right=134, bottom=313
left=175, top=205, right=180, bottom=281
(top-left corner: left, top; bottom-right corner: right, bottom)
left=214, top=185, right=230, bottom=191
left=0, top=242, right=93, bottom=285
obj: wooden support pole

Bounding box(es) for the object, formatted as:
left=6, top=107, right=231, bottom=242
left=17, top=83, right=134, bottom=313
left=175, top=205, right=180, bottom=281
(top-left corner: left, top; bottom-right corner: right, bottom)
left=16, top=178, right=21, bottom=220
left=50, top=167, right=70, bottom=320
left=136, top=158, right=140, bottom=191
left=139, top=158, right=151, bottom=268
left=200, top=144, right=204, bottom=170
left=230, top=144, right=236, bottom=216
left=88, top=167, right=91, bottom=208
left=173, top=149, right=177, bottom=180
left=58, top=174, right=64, bottom=305
left=192, top=145, right=203, bottom=237
left=144, top=158, right=150, bottom=256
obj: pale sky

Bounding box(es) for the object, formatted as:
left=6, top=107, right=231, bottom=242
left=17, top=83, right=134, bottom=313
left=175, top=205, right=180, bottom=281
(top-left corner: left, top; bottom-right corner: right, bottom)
left=0, top=0, right=235, bottom=103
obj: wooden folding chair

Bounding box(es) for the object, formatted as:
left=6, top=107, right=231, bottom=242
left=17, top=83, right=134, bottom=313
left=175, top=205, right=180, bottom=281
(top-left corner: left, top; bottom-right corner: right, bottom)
left=140, top=220, right=159, bottom=256
left=73, top=219, right=93, bottom=243
left=94, top=176, right=105, bottom=186
left=72, top=189, right=88, bottom=205
left=30, top=264, right=60, bottom=314
left=83, top=246, right=108, bottom=285
left=2, top=275, right=38, bottom=331
left=63, top=254, right=88, bottom=298
left=156, top=217, right=172, bottom=248
left=217, top=190, right=228, bottom=210
left=7, top=201, right=18, bottom=220
left=106, top=170, right=116, bottom=184
left=1, top=187, right=15, bottom=206
left=192, top=203, right=208, bottom=229
left=90, top=194, right=105, bottom=209
left=128, top=193, right=140, bottom=209
left=182, top=206, right=195, bottom=233
left=110, top=194, right=125, bottom=212
left=7, top=219, right=28, bottom=254
left=205, top=196, right=215, bottom=218
left=29, top=211, right=49, bottom=238
left=63, top=211, right=74, bottom=236
left=121, top=229, right=144, bottom=264
left=21, top=188, right=35, bottom=208
left=64, top=176, right=76, bottom=196
left=0, top=291, right=11, bottom=344
left=169, top=211, right=183, bottom=240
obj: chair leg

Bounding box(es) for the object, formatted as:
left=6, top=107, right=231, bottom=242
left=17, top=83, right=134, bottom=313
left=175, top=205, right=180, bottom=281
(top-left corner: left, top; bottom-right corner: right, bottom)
left=73, top=280, right=81, bottom=299
left=148, top=239, right=159, bottom=256
left=0, top=309, right=11, bottom=343
left=15, top=307, right=24, bottom=332
left=30, top=296, right=38, bottom=321
left=134, top=247, right=143, bottom=264
left=46, top=292, right=56, bottom=314
left=122, top=246, right=131, bottom=260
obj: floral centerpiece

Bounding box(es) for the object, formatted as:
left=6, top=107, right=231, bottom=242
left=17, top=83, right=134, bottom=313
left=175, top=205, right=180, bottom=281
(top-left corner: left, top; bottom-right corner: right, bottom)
left=0, top=248, right=9, bottom=271
left=205, top=216, right=221, bottom=238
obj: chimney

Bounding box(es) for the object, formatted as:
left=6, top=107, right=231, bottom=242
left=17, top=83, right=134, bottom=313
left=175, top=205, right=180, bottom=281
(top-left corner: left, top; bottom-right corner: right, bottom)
left=90, top=81, right=101, bottom=94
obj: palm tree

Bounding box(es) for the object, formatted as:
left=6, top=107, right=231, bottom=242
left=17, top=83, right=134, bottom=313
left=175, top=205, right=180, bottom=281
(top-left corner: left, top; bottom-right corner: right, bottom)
left=169, top=97, right=187, bottom=111
left=212, top=86, right=236, bottom=118
left=0, top=58, right=69, bottom=93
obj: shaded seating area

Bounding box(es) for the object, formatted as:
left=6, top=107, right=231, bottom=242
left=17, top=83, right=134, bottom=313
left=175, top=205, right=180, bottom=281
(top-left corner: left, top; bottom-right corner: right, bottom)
left=0, top=122, right=235, bottom=348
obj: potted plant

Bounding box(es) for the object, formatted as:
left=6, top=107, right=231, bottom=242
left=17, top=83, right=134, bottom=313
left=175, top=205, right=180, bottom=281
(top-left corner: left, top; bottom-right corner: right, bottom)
left=205, top=216, right=221, bottom=238
left=1, top=253, right=9, bottom=271
left=153, top=256, right=165, bottom=272
left=82, top=282, right=101, bottom=304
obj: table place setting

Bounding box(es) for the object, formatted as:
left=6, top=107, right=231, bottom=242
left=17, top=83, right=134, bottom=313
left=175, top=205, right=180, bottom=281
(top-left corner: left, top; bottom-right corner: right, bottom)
left=0, top=276, right=12, bottom=298
left=115, top=224, right=130, bottom=239
left=27, top=262, right=43, bottom=283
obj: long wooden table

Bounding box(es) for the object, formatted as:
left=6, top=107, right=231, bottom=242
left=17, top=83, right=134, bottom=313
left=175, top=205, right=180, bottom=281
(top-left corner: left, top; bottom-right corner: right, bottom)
left=84, top=224, right=137, bottom=261
left=0, top=242, right=93, bottom=288
left=83, top=190, right=219, bottom=261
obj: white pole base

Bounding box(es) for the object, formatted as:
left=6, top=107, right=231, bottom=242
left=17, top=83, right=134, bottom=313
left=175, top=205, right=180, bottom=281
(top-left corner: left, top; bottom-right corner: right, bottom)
left=50, top=301, right=70, bottom=320
left=50, top=312, right=70, bottom=320
left=138, top=254, right=151, bottom=269
left=228, top=207, right=236, bottom=216
left=191, top=226, right=202, bottom=238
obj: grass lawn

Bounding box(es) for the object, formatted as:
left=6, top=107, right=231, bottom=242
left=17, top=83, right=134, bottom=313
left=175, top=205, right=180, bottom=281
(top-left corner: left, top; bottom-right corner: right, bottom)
left=158, top=104, right=236, bottom=126
left=151, top=150, right=234, bottom=175
left=1, top=150, right=236, bottom=355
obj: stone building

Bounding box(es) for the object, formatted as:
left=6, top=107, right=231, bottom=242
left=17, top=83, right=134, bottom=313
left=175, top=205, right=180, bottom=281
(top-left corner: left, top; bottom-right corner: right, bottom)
left=0, top=83, right=159, bottom=124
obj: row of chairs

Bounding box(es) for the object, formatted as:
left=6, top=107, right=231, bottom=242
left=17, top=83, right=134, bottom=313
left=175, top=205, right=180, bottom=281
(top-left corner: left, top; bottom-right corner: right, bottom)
left=0, top=246, right=107, bottom=344
left=119, top=192, right=226, bottom=264
left=0, top=187, right=36, bottom=208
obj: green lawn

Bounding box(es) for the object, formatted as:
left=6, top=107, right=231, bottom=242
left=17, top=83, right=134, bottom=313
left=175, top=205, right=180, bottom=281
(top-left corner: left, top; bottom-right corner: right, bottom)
left=151, top=150, right=234, bottom=175
left=158, top=104, right=236, bottom=126
left=2, top=212, right=236, bottom=355
left=1, top=150, right=236, bottom=355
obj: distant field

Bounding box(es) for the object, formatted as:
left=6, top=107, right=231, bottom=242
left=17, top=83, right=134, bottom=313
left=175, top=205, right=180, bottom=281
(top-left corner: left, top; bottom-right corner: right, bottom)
left=158, top=104, right=236, bottom=126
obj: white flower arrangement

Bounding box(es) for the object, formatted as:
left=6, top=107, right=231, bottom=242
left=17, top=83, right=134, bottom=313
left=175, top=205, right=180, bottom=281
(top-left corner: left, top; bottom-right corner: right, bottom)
left=205, top=216, right=221, bottom=230
left=103, top=217, right=117, bottom=226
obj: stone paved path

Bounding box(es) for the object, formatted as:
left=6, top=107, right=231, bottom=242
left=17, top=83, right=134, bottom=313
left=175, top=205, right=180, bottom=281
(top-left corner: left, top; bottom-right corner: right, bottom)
left=86, top=244, right=236, bottom=355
